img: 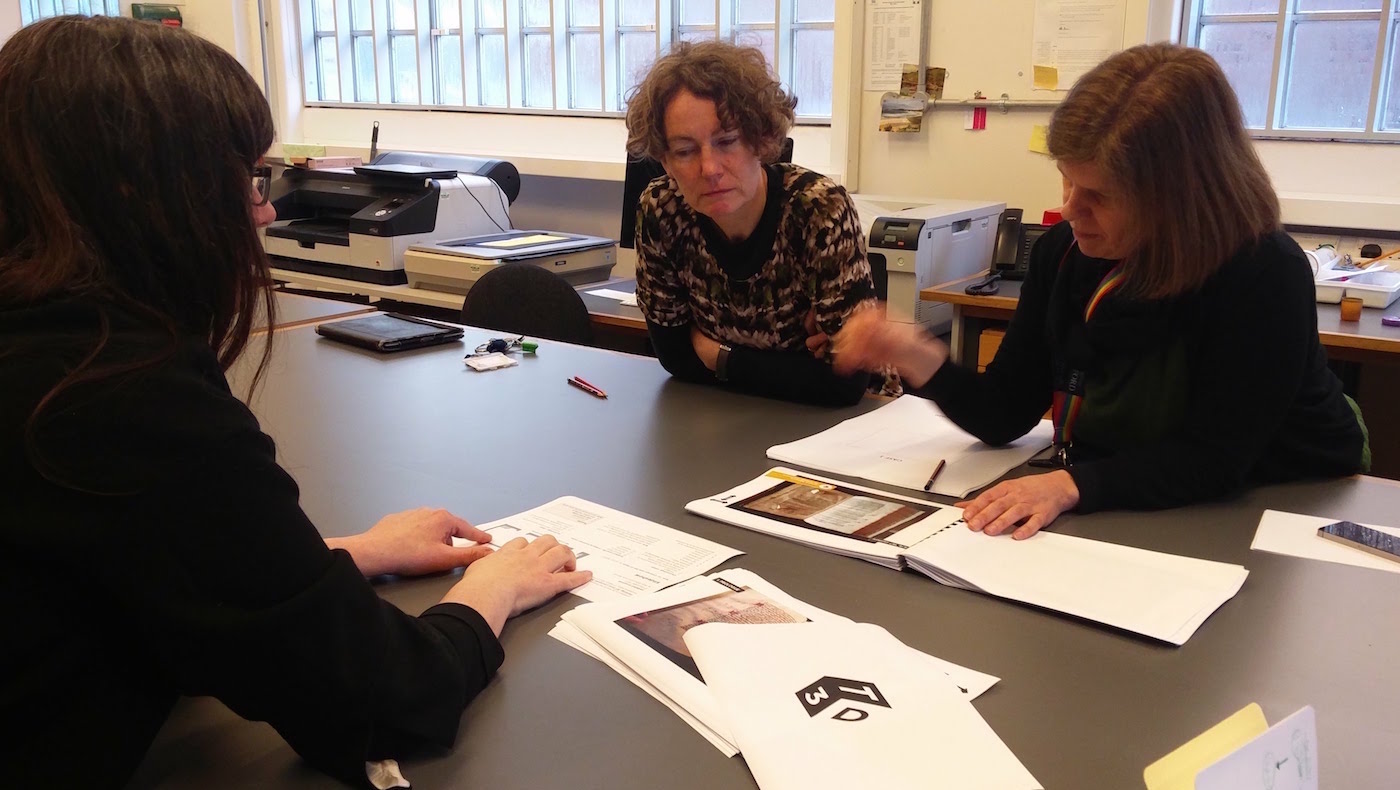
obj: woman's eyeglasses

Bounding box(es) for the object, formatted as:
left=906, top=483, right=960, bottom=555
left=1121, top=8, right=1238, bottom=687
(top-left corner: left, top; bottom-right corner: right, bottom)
left=252, top=165, right=272, bottom=206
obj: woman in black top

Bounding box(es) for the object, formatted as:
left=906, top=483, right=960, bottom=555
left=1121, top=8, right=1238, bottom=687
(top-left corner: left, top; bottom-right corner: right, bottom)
left=626, top=41, right=878, bottom=406
left=834, top=44, right=1367, bottom=538
left=0, top=17, right=588, bottom=788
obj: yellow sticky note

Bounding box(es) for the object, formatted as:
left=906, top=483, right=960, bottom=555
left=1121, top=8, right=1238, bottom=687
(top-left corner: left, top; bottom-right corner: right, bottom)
left=1033, top=65, right=1059, bottom=91
left=1143, top=703, right=1269, bottom=790
left=1028, top=125, right=1050, bottom=155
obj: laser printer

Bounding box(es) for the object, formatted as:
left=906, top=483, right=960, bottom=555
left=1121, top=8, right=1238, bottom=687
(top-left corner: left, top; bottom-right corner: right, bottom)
left=261, top=152, right=521, bottom=285
left=856, top=196, right=1005, bottom=334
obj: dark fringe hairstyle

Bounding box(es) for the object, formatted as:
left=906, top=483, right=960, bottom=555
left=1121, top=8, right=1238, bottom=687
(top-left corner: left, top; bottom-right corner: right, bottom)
left=1047, top=43, right=1280, bottom=299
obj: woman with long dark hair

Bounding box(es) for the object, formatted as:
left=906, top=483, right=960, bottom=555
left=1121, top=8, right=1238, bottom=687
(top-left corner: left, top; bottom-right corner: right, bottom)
left=0, top=17, right=588, bottom=787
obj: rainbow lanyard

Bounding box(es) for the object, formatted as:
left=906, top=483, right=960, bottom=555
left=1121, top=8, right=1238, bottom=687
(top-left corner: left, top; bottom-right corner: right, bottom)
left=1051, top=261, right=1126, bottom=448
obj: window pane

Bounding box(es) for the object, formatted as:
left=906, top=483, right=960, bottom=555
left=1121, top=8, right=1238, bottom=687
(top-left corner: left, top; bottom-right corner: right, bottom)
left=736, top=0, right=774, bottom=25
left=1201, top=0, right=1278, bottom=13
left=524, top=33, right=554, bottom=107
left=795, top=0, right=834, bottom=23
left=619, top=31, right=658, bottom=99
left=681, top=0, right=715, bottom=26
left=354, top=35, right=378, bottom=101
left=314, top=0, right=337, bottom=30
left=390, top=0, right=416, bottom=29
left=391, top=34, right=420, bottom=102
left=351, top=0, right=373, bottom=29
left=732, top=30, right=775, bottom=68
left=479, top=0, right=505, bottom=28
left=679, top=29, right=716, bottom=43
left=523, top=0, right=551, bottom=27
left=1198, top=22, right=1276, bottom=127
left=1382, top=23, right=1400, bottom=130
left=1296, top=0, right=1381, bottom=10
left=316, top=37, right=340, bottom=100
left=1282, top=20, right=1378, bottom=129
left=479, top=33, right=508, bottom=105
left=571, top=0, right=601, bottom=26
left=619, top=0, right=655, bottom=27
left=437, top=35, right=464, bottom=104
left=571, top=33, right=603, bottom=108
left=436, top=0, right=461, bottom=28
left=792, top=28, right=832, bottom=116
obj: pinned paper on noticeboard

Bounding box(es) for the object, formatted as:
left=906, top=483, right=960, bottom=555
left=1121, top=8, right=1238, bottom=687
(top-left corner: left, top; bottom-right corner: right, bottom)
left=880, top=62, right=929, bottom=133
left=1028, top=124, right=1050, bottom=155
left=1033, top=64, right=1059, bottom=91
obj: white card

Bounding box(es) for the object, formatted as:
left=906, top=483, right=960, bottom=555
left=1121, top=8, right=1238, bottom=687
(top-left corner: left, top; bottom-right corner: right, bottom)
left=465, top=352, right=517, bottom=371
left=1195, top=706, right=1318, bottom=790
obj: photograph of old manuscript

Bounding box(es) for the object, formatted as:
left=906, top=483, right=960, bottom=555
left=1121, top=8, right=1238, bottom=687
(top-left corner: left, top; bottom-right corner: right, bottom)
left=734, top=478, right=931, bottom=542
left=617, top=583, right=808, bottom=680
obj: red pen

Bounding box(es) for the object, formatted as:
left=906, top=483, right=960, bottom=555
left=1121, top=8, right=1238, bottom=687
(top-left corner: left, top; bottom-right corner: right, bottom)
left=568, top=376, right=608, bottom=399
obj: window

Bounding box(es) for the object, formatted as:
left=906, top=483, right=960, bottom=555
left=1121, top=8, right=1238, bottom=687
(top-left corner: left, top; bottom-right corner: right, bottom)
left=20, top=0, right=119, bottom=24
left=1184, top=0, right=1400, bottom=140
left=298, top=0, right=834, bottom=120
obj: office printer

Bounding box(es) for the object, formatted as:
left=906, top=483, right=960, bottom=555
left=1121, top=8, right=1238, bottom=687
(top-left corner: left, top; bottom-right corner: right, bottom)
left=855, top=196, right=1005, bottom=334
left=262, top=152, right=521, bottom=285
left=404, top=230, right=618, bottom=295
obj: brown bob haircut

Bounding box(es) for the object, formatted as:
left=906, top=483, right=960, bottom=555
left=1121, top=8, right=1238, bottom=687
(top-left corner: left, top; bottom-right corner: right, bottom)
left=1047, top=43, right=1280, bottom=299
left=625, top=40, right=796, bottom=164
left=0, top=16, right=275, bottom=484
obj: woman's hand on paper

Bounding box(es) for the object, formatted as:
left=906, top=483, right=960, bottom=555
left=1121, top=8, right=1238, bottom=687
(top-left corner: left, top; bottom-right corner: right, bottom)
left=831, top=304, right=949, bottom=387
left=327, top=507, right=495, bottom=578
left=957, top=470, right=1080, bottom=540
left=442, top=535, right=592, bottom=636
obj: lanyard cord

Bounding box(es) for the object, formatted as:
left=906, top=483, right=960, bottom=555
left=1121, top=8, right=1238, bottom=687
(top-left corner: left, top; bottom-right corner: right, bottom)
left=1051, top=251, right=1125, bottom=448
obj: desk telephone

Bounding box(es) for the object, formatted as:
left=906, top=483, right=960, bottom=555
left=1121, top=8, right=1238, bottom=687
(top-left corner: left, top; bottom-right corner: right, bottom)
left=966, top=208, right=1050, bottom=295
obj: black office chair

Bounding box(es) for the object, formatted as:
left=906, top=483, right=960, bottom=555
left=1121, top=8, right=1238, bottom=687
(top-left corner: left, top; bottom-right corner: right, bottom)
left=619, top=137, right=794, bottom=249
left=460, top=263, right=595, bottom=345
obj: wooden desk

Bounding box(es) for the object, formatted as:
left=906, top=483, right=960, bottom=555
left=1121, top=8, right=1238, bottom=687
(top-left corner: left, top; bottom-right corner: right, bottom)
left=254, top=291, right=376, bottom=333
left=129, top=325, right=1400, bottom=789
left=921, top=273, right=1400, bottom=367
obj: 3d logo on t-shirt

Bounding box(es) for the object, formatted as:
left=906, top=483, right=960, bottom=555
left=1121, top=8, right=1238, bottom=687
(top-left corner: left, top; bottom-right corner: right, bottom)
left=796, top=676, right=890, bottom=722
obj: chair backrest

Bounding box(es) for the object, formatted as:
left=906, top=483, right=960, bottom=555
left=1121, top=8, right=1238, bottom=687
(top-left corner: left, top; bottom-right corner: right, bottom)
left=619, top=137, right=794, bottom=249
left=460, top=262, right=595, bottom=345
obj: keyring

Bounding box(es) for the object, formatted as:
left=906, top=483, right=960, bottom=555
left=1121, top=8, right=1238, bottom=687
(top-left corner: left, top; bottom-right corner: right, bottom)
left=470, top=335, right=537, bottom=356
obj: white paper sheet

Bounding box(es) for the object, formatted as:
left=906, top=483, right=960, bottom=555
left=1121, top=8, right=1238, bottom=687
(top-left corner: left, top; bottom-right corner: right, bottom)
left=863, top=0, right=922, bottom=91
left=1032, top=0, right=1127, bottom=88
left=561, top=569, right=1000, bottom=756
left=1251, top=509, right=1400, bottom=575
left=454, top=497, right=743, bottom=601
left=766, top=395, right=1053, bottom=497
left=1194, top=706, right=1317, bottom=790
left=685, top=621, right=1041, bottom=790
left=584, top=288, right=632, bottom=301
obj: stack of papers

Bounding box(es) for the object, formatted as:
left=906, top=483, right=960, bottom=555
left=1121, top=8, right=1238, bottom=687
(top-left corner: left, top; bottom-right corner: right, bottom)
left=453, top=496, right=742, bottom=602
left=550, top=569, right=1000, bottom=756
left=687, top=469, right=1250, bottom=645
left=686, top=621, right=1041, bottom=790
left=766, top=394, right=1053, bottom=498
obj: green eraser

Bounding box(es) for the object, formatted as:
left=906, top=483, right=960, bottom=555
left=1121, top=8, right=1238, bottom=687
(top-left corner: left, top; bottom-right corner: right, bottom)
left=522, top=341, right=539, bottom=353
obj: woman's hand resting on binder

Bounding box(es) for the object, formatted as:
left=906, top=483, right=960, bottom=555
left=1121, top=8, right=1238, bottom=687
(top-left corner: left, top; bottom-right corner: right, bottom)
left=957, top=471, right=1080, bottom=540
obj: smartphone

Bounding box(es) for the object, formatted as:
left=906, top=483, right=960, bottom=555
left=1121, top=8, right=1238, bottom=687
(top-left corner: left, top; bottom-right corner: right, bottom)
left=1316, top=520, right=1400, bottom=565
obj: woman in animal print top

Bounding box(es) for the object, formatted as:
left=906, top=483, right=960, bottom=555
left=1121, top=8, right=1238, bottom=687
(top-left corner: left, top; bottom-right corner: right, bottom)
left=626, top=40, right=876, bottom=407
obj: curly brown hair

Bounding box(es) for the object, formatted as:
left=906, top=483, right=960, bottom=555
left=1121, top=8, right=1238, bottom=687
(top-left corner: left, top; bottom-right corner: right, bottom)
left=1048, top=43, right=1279, bottom=299
left=625, top=40, right=796, bottom=163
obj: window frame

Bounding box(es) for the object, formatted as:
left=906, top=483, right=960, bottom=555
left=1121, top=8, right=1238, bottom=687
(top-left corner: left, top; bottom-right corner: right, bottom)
left=297, top=0, right=833, bottom=123
left=20, top=0, right=120, bottom=25
left=1182, top=0, right=1400, bottom=142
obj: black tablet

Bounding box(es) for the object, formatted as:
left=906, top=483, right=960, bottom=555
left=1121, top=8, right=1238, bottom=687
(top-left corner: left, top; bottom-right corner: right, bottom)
left=315, top=313, right=464, bottom=352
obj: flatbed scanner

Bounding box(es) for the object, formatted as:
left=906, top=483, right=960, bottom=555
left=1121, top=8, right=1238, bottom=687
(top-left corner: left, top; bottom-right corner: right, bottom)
left=405, top=230, right=618, bottom=294
left=262, top=152, right=521, bottom=285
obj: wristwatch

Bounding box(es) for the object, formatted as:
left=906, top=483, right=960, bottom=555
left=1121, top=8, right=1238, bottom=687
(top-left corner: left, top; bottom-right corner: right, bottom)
left=715, top=343, right=733, bottom=382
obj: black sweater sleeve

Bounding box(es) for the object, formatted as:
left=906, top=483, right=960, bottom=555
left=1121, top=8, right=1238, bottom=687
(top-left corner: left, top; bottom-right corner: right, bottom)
left=647, top=318, right=870, bottom=407
left=912, top=225, right=1065, bottom=443
left=57, top=344, right=504, bottom=786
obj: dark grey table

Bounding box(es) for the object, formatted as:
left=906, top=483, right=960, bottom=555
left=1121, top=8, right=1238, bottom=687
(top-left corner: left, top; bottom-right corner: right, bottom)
left=129, top=321, right=1400, bottom=789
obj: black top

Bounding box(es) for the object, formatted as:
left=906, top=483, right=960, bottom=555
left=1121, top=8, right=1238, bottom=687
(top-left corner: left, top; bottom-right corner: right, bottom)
left=636, top=163, right=875, bottom=407
left=0, top=300, right=503, bottom=788
left=917, top=223, right=1364, bottom=512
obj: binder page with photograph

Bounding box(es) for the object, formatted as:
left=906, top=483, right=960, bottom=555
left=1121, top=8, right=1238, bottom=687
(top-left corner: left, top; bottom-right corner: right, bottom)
left=766, top=394, right=1053, bottom=498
